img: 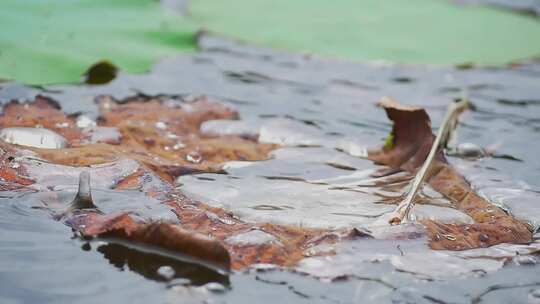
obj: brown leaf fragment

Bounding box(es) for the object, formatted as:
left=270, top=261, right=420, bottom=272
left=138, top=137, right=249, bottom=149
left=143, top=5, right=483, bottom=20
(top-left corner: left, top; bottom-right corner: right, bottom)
left=422, top=162, right=532, bottom=250
left=76, top=212, right=138, bottom=236
left=79, top=213, right=231, bottom=271
left=97, top=95, right=238, bottom=133
left=368, top=97, right=445, bottom=171
left=368, top=97, right=533, bottom=250
left=0, top=143, right=34, bottom=190
left=6, top=95, right=276, bottom=182
left=98, top=96, right=276, bottom=176
left=423, top=220, right=531, bottom=251
left=166, top=200, right=341, bottom=269
left=0, top=94, right=363, bottom=270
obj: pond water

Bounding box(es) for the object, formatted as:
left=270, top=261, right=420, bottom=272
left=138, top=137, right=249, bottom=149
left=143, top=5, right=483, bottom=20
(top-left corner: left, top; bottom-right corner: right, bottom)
left=1, top=33, right=539, bottom=303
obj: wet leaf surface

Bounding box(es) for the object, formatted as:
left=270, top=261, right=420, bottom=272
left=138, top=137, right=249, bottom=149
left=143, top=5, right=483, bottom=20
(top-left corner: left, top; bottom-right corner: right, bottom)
left=0, top=95, right=364, bottom=272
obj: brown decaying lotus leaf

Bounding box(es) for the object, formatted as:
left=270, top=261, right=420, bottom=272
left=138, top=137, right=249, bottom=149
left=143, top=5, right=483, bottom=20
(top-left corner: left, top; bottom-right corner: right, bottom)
left=67, top=165, right=358, bottom=270
left=368, top=97, right=532, bottom=250
left=368, top=97, right=446, bottom=171
left=3, top=94, right=530, bottom=270
left=118, top=166, right=358, bottom=269
left=28, top=95, right=276, bottom=182
left=0, top=96, right=362, bottom=270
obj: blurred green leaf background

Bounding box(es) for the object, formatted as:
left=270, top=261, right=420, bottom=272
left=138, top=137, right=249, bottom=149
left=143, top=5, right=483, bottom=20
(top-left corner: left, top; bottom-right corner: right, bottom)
left=1, top=0, right=540, bottom=84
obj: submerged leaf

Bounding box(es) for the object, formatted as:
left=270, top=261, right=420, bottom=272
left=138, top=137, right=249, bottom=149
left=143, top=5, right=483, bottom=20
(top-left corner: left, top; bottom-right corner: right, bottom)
left=0, top=95, right=362, bottom=270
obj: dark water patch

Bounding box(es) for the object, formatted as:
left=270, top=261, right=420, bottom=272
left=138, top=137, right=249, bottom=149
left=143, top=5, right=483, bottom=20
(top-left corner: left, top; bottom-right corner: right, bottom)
left=454, top=0, right=540, bottom=17
left=251, top=204, right=290, bottom=211
left=96, top=242, right=229, bottom=286
left=439, top=83, right=504, bottom=93
left=325, top=162, right=357, bottom=171
left=330, top=79, right=379, bottom=91
left=219, top=96, right=258, bottom=106
left=490, top=153, right=523, bottom=162
left=330, top=212, right=386, bottom=218
left=282, top=115, right=325, bottom=129
left=261, top=176, right=308, bottom=182
left=224, top=71, right=272, bottom=85
left=497, top=98, right=540, bottom=107
left=391, top=76, right=415, bottom=84
left=472, top=282, right=540, bottom=304
left=196, top=176, right=216, bottom=181
left=325, top=131, right=344, bottom=137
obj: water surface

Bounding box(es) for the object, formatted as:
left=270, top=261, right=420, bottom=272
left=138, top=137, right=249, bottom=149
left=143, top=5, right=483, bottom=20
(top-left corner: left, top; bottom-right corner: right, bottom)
left=1, top=34, right=539, bottom=303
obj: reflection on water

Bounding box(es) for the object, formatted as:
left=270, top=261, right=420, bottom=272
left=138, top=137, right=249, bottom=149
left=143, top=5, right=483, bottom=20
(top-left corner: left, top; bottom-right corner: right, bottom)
left=96, top=242, right=230, bottom=286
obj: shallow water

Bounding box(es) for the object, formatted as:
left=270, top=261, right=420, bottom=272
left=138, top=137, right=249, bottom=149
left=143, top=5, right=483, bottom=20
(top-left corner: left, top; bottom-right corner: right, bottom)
left=1, top=33, right=540, bottom=303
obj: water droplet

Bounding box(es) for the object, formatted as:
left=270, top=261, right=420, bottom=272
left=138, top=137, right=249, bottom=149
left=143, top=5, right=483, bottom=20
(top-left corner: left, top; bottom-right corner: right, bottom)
left=166, top=132, right=178, bottom=139
left=479, top=234, right=489, bottom=242
left=55, top=122, right=70, bottom=128
left=455, top=142, right=485, bottom=158
left=67, top=171, right=99, bottom=213
left=169, top=277, right=191, bottom=286
left=203, top=282, right=227, bottom=293
left=206, top=212, right=235, bottom=225
left=155, top=121, right=167, bottom=130
left=157, top=265, right=175, bottom=280
left=173, top=142, right=186, bottom=150
left=514, top=255, right=538, bottom=266
left=186, top=152, right=202, bottom=164
left=76, top=115, right=96, bottom=128
left=250, top=263, right=277, bottom=272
